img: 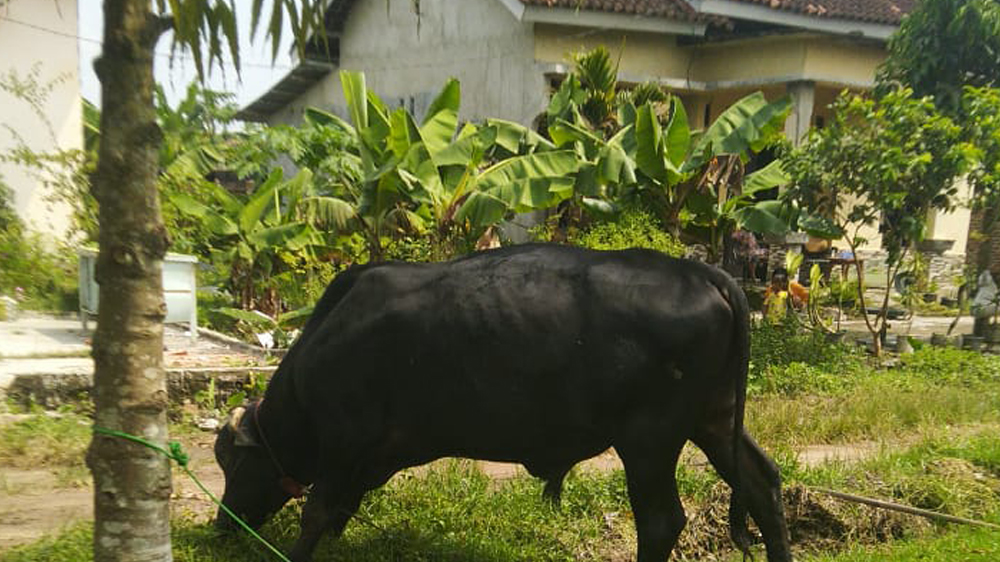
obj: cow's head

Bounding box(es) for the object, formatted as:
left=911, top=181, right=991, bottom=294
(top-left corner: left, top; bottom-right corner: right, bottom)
left=214, top=403, right=292, bottom=532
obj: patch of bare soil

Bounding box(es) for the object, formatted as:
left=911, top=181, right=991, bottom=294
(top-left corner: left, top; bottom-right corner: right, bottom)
left=0, top=431, right=224, bottom=552
left=0, top=470, right=92, bottom=551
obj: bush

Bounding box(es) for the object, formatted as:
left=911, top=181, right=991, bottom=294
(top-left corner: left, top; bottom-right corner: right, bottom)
left=749, top=319, right=865, bottom=395
left=0, top=185, right=78, bottom=312
left=567, top=208, right=686, bottom=257
left=898, top=347, right=1000, bottom=386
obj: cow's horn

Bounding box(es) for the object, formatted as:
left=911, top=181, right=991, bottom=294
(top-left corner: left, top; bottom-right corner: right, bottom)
left=229, top=406, right=246, bottom=430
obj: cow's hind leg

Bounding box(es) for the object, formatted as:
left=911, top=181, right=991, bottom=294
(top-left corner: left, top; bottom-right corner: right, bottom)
left=616, top=431, right=687, bottom=562
left=692, top=428, right=792, bottom=562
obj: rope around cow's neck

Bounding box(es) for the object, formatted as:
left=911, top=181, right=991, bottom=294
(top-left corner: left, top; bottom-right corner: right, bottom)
left=92, top=426, right=293, bottom=562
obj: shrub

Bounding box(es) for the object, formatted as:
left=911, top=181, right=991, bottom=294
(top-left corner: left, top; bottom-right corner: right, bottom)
left=748, top=319, right=865, bottom=395
left=567, top=208, right=686, bottom=257
left=0, top=185, right=78, bottom=312
left=898, top=347, right=1000, bottom=385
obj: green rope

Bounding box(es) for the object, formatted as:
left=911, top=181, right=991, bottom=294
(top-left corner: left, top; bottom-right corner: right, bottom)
left=93, top=426, right=293, bottom=562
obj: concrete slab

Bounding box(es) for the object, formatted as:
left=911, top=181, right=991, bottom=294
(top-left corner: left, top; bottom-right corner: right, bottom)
left=0, top=315, right=271, bottom=408
left=839, top=314, right=974, bottom=338
left=0, top=316, right=90, bottom=358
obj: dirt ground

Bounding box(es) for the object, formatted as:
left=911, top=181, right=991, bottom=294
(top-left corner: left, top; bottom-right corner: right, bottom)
left=0, top=428, right=225, bottom=551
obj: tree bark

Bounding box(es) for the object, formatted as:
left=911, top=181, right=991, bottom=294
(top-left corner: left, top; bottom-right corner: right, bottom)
left=86, top=2, right=173, bottom=561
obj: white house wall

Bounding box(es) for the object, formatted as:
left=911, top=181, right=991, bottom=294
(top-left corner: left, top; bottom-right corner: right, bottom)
left=267, top=0, right=546, bottom=127
left=0, top=0, right=81, bottom=240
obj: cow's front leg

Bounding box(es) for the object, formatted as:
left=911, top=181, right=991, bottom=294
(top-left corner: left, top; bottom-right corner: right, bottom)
left=288, top=486, right=363, bottom=562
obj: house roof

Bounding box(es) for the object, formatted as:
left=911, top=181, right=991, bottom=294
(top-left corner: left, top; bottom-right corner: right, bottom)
left=519, top=0, right=707, bottom=22
left=237, top=0, right=915, bottom=122
left=520, top=0, right=913, bottom=25
left=719, top=0, right=914, bottom=26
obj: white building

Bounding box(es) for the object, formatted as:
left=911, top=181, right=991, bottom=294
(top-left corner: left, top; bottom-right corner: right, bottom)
left=0, top=0, right=81, bottom=239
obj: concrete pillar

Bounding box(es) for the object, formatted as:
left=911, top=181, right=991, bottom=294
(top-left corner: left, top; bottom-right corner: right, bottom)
left=784, top=80, right=816, bottom=146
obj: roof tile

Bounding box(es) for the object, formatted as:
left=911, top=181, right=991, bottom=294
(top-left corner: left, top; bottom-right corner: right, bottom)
left=724, top=0, right=915, bottom=25
left=520, top=0, right=915, bottom=25
left=519, top=0, right=706, bottom=22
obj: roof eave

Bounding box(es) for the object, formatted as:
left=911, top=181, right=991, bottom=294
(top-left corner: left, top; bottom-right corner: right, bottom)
left=498, top=2, right=709, bottom=36
left=686, top=0, right=898, bottom=40
left=235, top=58, right=337, bottom=123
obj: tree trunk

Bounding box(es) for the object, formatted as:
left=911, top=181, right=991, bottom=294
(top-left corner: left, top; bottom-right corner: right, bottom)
left=85, top=2, right=173, bottom=561
left=967, top=202, right=999, bottom=337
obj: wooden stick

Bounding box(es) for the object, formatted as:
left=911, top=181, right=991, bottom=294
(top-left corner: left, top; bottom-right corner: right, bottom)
left=808, top=487, right=1000, bottom=530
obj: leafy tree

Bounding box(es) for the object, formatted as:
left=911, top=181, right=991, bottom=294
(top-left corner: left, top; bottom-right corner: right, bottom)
left=85, top=2, right=325, bottom=561
left=154, top=83, right=245, bottom=254
left=963, top=86, right=1000, bottom=276
left=965, top=87, right=1000, bottom=207
left=782, top=88, right=972, bottom=355
left=876, top=0, right=1000, bottom=298
left=877, top=0, right=1000, bottom=117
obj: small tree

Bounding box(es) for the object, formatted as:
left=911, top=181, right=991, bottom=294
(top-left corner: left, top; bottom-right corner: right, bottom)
left=876, top=0, right=1000, bottom=321
left=782, top=88, right=972, bottom=356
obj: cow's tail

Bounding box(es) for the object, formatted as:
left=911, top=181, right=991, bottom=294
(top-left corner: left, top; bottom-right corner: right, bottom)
left=713, top=272, right=754, bottom=561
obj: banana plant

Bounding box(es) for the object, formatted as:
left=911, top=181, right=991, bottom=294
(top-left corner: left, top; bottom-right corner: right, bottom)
left=334, top=71, right=581, bottom=256
left=631, top=91, right=794, bottom=238
left=169, top=168, right=330, bottom=315
left=684, top=159, right=795, bottom=259
left=537, top=73, right=647, bottom=219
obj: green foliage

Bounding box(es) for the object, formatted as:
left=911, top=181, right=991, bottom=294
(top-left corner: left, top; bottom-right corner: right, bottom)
left=964, top=86, right=1000, bottom=215
left=898, top=346, right=1000, bottom=385
left=0, top=412, right=90, bottom=470
left=804, top=524, right=1000, bottom=562
left=748, top=346, right=1000, bottom=449
left=784, top=88, right=971, bottom=263
left=567, top=208, right=685, bottom=257
left=570, top=46, right=620, bottom=131
left=155, top=84, right=245, bottom=255
left=172, top=168, right=333, bottom=315
left=337, top=71, right=581, bottom=260
left=782, top=88, right=972, bottom=352
left=213, top=305, right=313, bottom=348
left=0, top=187, right=78, bottom=311
left=156, top=0, right=327, bottom=79
left=877, top=0, right=1000, bottom=117
left=748, top=320, right=863, bottom=395
left=383, top=236, right=437, bottom=262
left=536, top=47, right=795, bottom=255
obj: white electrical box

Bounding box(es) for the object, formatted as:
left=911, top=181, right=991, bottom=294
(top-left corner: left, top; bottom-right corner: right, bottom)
left=79, top=248, right=199, bottom=334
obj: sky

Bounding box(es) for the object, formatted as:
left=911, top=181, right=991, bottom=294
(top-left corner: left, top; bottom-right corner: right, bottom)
left=78, top=0, right=296, bottom=110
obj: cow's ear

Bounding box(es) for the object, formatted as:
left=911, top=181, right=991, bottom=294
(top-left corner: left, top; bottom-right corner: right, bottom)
left=229, top=406, right=260, bottom=447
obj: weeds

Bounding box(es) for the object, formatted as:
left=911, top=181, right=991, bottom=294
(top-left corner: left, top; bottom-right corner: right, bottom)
left=0, top=411, right=90, bottom=470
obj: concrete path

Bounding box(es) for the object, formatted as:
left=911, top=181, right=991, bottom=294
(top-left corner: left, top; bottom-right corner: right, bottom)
left=0, top=314, right=269, bottom=405
left=839, top=314, right=974, bottom=338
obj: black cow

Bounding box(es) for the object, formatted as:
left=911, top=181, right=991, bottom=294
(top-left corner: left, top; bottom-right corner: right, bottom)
left=214, top=244, right=792, bottom=562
